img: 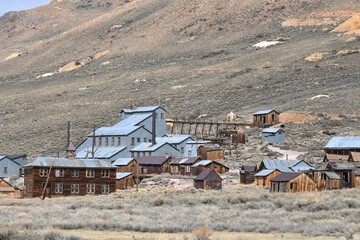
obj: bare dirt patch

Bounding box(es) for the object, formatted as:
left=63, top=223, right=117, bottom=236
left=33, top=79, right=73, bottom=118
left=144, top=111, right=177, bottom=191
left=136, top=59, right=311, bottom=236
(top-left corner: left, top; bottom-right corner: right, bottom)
left=280, top=112, right=318, bottom=123
left=332, top=15, right=360, bottom=33
left=304, top=52, right=329, bottom=62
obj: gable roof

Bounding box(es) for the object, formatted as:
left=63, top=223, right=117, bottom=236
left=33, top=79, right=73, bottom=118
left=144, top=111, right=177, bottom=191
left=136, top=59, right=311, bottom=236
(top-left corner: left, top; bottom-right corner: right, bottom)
left=325, top=136, right=360, bottom=149
left=192, top=160, right=228, bottom=169
left=262, top=128, right=283, bottom=134
left=130, top=142, right=179, bottom=152
left=116, top=172, right=132, bottom=180
left=25, top=157, right=115, bottom=169
left=136, top=156, right=170, bottom=165
left=194, top=169, right=222, bottom=181
left=262, top=159, right=300, bottom=170
left=198, top=144, right=222, bottom=151
left=324, top=171, right=341, bottom=180
left=349, top=152, right=360, bottom=162
left=253, top=110, right=278, bottom=115
left=88, top=126, right=144, bottom=137
left=0, top=154, right=26, bottom=160
left=254, top=169, right=277, bottom=177
left=328, top=161, right=355, bottom=170
left=121, top=106, right=166, bottom=113
left=0, top=156, right=20, bottom=166
left=112, top=158, right=136, bottom=166
left=324, top=153, right=349, bottom=162
left=186, top=140, right=212, bottom=145
left=171, top=157, right=202, bottom=165
left=157, top=135, right=195, bottom=145
left=270, top=172, right=302, bottom=182
left=241, top=165, right=257, bottom=172
left=113, top=113, right=152, bottom=127
left=76, top=146, right=126, bottom=159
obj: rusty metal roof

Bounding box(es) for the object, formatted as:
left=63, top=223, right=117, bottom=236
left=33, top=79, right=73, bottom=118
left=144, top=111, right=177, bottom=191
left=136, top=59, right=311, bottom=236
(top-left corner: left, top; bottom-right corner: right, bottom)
left=270, top=172, right=302, bottom=182
left=25, top=157, right=115, bottom=169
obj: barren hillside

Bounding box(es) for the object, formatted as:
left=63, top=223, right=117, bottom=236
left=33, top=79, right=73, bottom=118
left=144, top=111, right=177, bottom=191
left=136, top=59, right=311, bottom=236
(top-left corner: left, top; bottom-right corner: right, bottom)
left=0, top=0, right=359, bottom=157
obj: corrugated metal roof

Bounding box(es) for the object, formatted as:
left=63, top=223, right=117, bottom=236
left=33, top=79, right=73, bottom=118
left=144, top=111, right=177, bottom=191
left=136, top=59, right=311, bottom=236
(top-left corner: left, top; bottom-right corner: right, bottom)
left=192, top=160, right=213, bottom=167
left=76, top=146, right=126, bottom=159
left=253, top=110, right=276, bottom=115
left=171, top=157, right=201, bottom=165
left=89, top=126, right=140, bottom=137
left=116, top=172, right=132, bottom=180
left=113, top=113, right=152, bottom=127
left=325, top=136, right=360, bottom=149
left=122, top=106, right=164, bottom=113
left=262, top=128, right=282, bottom=133
left=156, top=135, right=194, bottom=144
left=242, top=165, right=257, bottom=172
left=112, top=158, right=135, bottom=166
left=254, top=169, right=276, bottom=177
left=0, top=153, right=26, bottom=160
left=25, top=157, right=115, bottom=168
left=291, top=161, right=313, bottom=172
left=131, top=142, right=178, bottom=152
left=324, top=171, right=341, bottom=179
left=270, top=172, right=302, bottom=182
left=136, top=156, right=169, bottom=165
left=262, top=159, right=300, bottom=169
left=194, top=169, right=213, bottom=180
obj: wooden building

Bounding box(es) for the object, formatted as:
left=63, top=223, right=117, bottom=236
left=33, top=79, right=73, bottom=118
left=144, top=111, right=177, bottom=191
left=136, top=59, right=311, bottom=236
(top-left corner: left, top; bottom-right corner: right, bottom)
left=0, top=179, right=23, bottom=197
left=253, top=110, right=279, bottom=128
left=170, top=156, right=202, bottom=175
left=191, top=160, right=229, bottom=176
left=136, top=156, right=171, bottom=175
left=240, top=165, right=257, bottom=184
left=261, top=128, right=285, bottom=144
left=116, top=172, right=134, bottom=190
left=324, top=136, right=360, bottom=155
left=270, top=172, right=316, bottom=193
left=24, top=157, right=116, bottom=198
left=197, top=144, right=224, bottom=160
left=348, top=152, right=360, bottom=162
left=327, top=161, right=357, bottom=188
left=311, top=170, right=342, bottom=190
left=112, top=158, right=139, bottom=175
left=254, top=169, right=281, bottom=188
left=324, top=153, right=349, bottom=162
left=193, top=169, right=222, bottom=190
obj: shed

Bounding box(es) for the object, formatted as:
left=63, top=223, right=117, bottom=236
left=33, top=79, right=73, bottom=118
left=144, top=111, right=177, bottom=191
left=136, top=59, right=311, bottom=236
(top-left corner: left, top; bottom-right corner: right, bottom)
left=116, top=172, right=134, bottom=190
left=193, top=169, right=222, bottom=190
left=261, top=128, right=285, bottom=144
left=136, top=156, right=171, bottom=174
left=312, top=170, right=342, bottom=191
left=191, top=160, right=229, bottom=176
left=270, top=172, right=316, bottom=193
left=170, top=156, right=202, bottom=175
left=240, top=165, right=257, bottom=184
left=254, top=169, right=281, bottom=188
left=324, top=153, right=349, bottom=162
left=0, top=179, right=23, bottom=197
left=112, top=158, right=139, bottom=176
left=348, top=152, right=360, bottom=162
left=253, top=110, right=279, bottom=128
left=197, top=144, right=224, bottom=160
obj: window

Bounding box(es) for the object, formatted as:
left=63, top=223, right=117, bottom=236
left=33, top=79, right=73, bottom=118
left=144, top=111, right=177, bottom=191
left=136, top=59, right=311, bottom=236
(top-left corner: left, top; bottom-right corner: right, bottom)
left=101, top=184, right=110, bottom=194
left=105, top=137, right=109, bottom=146
left=71, top=169, right=79, bottom=177
left=117, top=137, right=121, bottom=146
left=186, top=166, right=191, bottom=173
left=39, top=169, right=48, bottom=177
left=101, top=170, right=110, bottom=178
left=290, top=183, right=293, bottom=190
left=55, top=183, right=63, bottom=193
left=272, top=114, right=275, bottom=121
left=144, top=138, right=147, bottom=142
left=71, top=184, right=79, bottom=194
left=148, top=152, right=152, bottom=156
left=99, top=137, right=102, bottom=146
left=131, top=137, right=135, bottom=146
left=131, top=152, right=135, bottom=158
left=55, top=169, right=64, bottom=177
left=86, top=169, right=95, bottom=178
left=87, top=183, right=95, bottom=194
left=160, top=113, right=164, bottom=119
left=4, top=167, right=7, bottom=174
left=137, top=138, right=141, bottom=143
left=181, top=147, right=184, bottom=154
left=111, top=137, right=115, bottom=146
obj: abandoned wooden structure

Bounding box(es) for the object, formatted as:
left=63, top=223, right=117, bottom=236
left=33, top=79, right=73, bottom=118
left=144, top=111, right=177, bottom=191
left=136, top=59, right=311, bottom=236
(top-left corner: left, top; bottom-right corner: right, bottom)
left=24, top=157, right=116, bottom=198
left=254, top=169, right=281, bottom=188
left=197, top=144, right=224, bottom=160
left=311, top=170, right=342, bottom=190
left=240, top=165, right=257, bottom=184
left=116, top=172, right=134, bottom=190
left=253, top=110, right=279, bottom=128
left=136, top=156, right=171, bottom=175
left=324, top=136, right=360, bottom=155
left=0, top=179, right=23, bottom=197
left=112, top=158, right=139, bottom=175
left=193, top=169, right=222, bottom=190
left=261, top=128, right=285, bottom=144
left=191, top=160, right=229, bottom=176
left=170, top=156, right=202, bottom=175
left=270, top=172, right=316, bottom=193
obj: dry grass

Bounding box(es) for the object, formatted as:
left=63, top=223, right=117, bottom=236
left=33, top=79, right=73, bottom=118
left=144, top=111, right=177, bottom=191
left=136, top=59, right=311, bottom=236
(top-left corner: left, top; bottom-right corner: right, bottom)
left=0, top=186, right=359, bottom=239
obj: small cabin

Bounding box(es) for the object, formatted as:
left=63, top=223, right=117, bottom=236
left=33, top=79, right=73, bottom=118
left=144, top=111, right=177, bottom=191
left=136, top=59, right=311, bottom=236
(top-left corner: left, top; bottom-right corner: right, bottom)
left=197, top=145, right=224, bottom=160
left=261, top=128, right=285, bottom=144
left=253, top=110, right=279, bottom=128
left=112, top=158, right=139, bottom=176
left=170, top=156, right=202, bottom=175
left=240, top=165, right=257, bottom=184
left=312, top=170, right=342, bottom=191
left=0, top=179, right=23, bottom=198
left=136, top=156, right=171, bottom=175
left=191, top=160, right=229, bottom=176
left=270, top=172, right=316, bottom=193
left=116, top=172, right=134, bottom=190
left=193, top=169, right=222, bottom=190
left=324, top=136, right=360, bottom=155
left=254, top=169, right=281, bottom=188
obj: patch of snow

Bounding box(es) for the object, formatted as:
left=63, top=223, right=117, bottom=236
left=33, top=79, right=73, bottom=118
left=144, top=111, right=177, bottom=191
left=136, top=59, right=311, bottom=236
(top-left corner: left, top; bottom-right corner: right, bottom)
left=310, top=94, right=329, bottom=100
left=253, top=41, right=283, bottom=49
left=102, top=61, right=111, bottom=65
left=36, top=72, right=54, bottom=79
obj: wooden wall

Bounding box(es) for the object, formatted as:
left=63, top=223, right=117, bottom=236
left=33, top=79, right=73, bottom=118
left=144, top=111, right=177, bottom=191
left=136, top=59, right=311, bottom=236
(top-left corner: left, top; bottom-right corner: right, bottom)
left=197, top=147, right=224, bottom=160
left=270, top=173, right=316, bottom=193
left=116, top=175, right=135, bottom=190
left=140, top=161, right=170, bottom=175
left=240, top=171, right=255, bottom=184
left=313, top=172, right=342, bottom=190
left=117, top=160, right=140, bottom=176
left=253, top=112, right=279, bottom=128
left=255, top=170, right=281, bottom=188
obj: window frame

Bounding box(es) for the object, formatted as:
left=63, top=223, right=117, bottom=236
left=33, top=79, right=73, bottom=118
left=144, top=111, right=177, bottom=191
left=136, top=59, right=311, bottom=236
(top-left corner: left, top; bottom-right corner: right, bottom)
left=71, top=169, right=80, bottom=178
left=39, top=168, right=49, bottom=177
left=86, top=169, right=95, bottom=178
left=55, top=169, right=64, bottom=177
left=71, top=184, right=79, bottom=194
left=55, top=183, right=63, bottom=194
left=101, top=170, right=110, bottom=178
left=87, top=183, right=95, bottom=194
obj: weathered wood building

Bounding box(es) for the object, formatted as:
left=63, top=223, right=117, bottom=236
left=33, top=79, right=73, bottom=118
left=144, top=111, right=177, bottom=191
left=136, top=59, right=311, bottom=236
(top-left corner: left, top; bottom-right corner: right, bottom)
left=112, top=158, right=139, bottom=175
left=270, top=172, right=316, bottom=193
left=116, top=172, right=134, bottom=190
left=191, top=160, right=229, bottom=176
left=197, top=144, right=224, bottom=160
left=311, top=170, right=342, bottom=190
left=324, top=136, right=360, bottom=155
left=253, top=110, right=279, bottom=128
left=0, top=179, right=23, bottom=197
left=136, top=156, right=171, bottom=174
left=193, top=169, right=222, bottom=190
left=255, top=169, right=281, bottom=188
left=240, top=165, right=257, bottom=184
left=170, top=156, right=202, bottom=175
left=261, top=128, right=285, bottom=144
left=24, top=157, right=116, bottom=198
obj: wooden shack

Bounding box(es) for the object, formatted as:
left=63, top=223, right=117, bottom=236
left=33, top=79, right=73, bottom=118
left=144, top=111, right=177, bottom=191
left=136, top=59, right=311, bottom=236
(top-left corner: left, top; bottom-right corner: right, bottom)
left=261, top=128, right=285, bottom=144
left=170, top=156, right=202, bottom=175
left=112, top=158, right=139, bottom=175
left=253, top=110, right=279, bottom=128
left=116, top=172, right=134, bottom=190
left=136, top=156, right=170, bottom=175
left=324, top=153, right=349, bottom=162
left=348, top=152, right=360, bottom=162
left=254, top=169, right=281, bottom=188
left=324, top=136, right=360, bottom=155
left=312, top=170, right=342, bottom=190
left=197, top=144, right=224, bottom=160
left=24, top=157, right=116, bottom=198
left=240, top=165, right=257, bottom=184
left=191, top=160, right=229, bottom=176
left=270, top=172, right=316, bottom=193
left=0, top=179, right=23, bottom=197
left=193, top=169, right=222, bottom=190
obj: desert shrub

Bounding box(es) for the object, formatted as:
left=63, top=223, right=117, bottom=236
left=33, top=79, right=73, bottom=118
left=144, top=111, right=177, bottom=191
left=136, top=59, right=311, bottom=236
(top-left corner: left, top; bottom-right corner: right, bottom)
left=153, top=197, right=164, bottom=206
left=192, top=226, right=213, bottom=240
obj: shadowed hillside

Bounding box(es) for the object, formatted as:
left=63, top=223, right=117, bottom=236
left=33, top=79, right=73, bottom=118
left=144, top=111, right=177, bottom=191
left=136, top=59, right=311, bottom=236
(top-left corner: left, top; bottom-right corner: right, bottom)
left=0, top=0, right=359, bottom=157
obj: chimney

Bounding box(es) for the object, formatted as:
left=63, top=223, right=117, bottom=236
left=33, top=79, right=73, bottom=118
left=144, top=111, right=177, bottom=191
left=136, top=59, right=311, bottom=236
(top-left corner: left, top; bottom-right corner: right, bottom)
left=152, top=111, right=156, bottom=145
left=65, top=121, right=76, bottom=159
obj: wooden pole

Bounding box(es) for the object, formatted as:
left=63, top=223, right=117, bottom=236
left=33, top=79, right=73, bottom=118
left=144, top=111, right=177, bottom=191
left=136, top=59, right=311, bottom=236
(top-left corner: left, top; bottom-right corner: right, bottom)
left=188, top=123, right=192, bottom=135
left=180, top=123, right=184, bottom=134
left=41, top=160, right=54, bottom=200
left=91, top=124, right=96, bottom=159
